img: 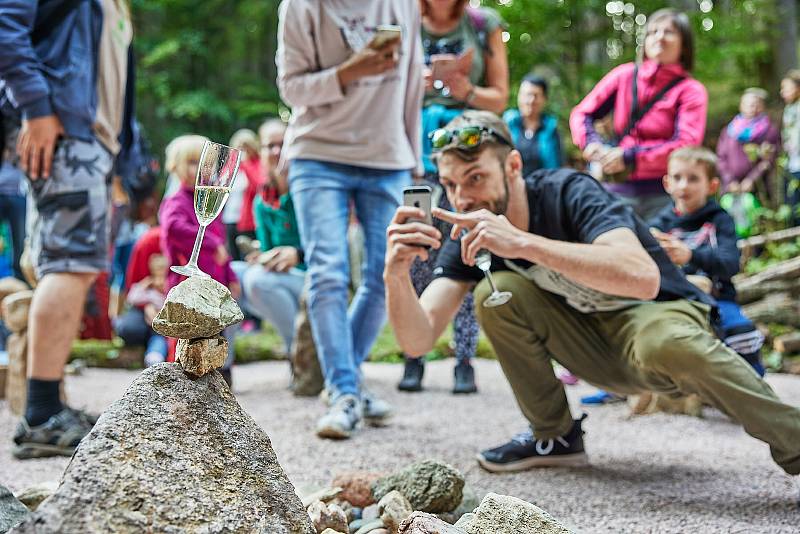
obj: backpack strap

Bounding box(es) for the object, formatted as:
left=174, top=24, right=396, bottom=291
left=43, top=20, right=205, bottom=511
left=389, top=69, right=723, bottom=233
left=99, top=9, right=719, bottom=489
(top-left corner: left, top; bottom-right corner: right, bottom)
left=621, top=65, right=686, bottom=140
left=31, top=0, right=88, bottom=44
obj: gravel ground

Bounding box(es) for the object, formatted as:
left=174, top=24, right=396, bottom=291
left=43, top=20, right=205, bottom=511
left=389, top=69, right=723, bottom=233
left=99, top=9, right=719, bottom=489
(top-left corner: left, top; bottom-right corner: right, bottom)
left=1, top=359, right=798, bottom=533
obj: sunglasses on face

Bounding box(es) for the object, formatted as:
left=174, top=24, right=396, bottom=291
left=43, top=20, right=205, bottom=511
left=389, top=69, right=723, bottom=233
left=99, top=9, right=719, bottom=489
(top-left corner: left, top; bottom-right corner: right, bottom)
left=429, top=125, right=512, bottom=152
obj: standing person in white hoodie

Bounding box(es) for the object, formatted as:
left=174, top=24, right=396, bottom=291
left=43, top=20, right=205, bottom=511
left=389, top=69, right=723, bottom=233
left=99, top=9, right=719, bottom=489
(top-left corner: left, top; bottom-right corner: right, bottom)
left=277, top=0, right=424, bottom=438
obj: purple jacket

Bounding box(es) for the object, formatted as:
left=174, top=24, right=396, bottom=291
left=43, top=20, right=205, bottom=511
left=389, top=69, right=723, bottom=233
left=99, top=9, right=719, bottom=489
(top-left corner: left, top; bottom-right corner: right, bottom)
left=159, top=185, right=236, bottom=291
left=716, top=120, right=780, bottom=191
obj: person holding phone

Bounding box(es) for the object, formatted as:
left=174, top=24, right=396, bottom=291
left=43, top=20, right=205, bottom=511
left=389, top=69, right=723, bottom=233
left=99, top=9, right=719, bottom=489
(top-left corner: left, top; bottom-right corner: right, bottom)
left=383, top=111, right=800, bottom=494
left=277, top=0, right=423, bottom=439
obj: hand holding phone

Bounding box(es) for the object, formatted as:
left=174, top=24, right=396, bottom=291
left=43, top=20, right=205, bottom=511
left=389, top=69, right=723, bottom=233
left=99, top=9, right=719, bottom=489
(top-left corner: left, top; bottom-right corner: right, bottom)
left=369, top=25, right=402, bottom=49
left=403, top=185, right=433, bottom=226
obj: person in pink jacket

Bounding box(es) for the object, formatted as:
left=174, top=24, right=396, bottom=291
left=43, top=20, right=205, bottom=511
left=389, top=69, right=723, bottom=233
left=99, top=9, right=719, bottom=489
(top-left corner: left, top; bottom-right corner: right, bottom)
left=570, top=8, right=708, bottom=220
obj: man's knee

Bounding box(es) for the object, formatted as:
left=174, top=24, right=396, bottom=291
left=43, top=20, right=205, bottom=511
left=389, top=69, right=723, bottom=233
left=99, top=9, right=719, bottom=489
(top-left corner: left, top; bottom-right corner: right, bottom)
left=633, top=318, right=712, bottom=373
left=475, top=271, right=549, bottom=331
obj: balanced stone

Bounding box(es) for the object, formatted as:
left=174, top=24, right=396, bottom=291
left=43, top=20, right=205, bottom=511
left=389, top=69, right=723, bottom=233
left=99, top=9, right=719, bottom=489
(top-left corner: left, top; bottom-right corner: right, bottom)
left=11, top=363, right=314, bottom=534
left=455, top=493, right=571, bottom=534
left=372, top=460, right=464, bottom=514
left=176, top=336, right=228, bottom=377
left=1, top=290, right=33, bottom=333
left=152, top=276, right=243, bottom=339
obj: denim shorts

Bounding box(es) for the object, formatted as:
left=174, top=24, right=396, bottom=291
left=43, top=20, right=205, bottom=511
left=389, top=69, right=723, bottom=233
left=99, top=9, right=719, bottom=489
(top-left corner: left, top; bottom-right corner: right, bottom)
left=26, top=137, right=113, bottom=277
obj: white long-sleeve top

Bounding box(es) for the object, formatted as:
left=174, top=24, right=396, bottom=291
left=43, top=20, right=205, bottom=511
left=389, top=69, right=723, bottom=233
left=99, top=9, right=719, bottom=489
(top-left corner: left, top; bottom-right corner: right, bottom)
left=276, top=0, right=424, bottom=174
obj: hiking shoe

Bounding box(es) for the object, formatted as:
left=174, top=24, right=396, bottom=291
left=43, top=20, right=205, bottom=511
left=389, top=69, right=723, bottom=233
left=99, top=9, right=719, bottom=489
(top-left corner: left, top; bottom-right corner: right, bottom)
left=398, top=358, right=424, bottom=392
left=12, top=408, right=94, bottom=460
left=316, top=393, right=362, bottom=439
left=362, top=389, right=393, bottom=427
left=580, top=390, right=626, bottom=405
left=477, top=415, right=589, bottom=473
left=452, top=361, right=478, bottom=394
left=68, top=407, right=100, bottom=426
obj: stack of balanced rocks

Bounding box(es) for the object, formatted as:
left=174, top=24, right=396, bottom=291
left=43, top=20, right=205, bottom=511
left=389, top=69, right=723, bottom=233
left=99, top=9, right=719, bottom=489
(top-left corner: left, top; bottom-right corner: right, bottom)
left=152, top=276, right=244, bottom=378
left=10, top=276, right=315, bottom=533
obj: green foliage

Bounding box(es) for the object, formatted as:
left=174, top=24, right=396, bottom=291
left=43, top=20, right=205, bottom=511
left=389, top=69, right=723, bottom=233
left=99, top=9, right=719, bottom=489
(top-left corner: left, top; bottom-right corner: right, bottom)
left=131, top=0, right=794, bottom=168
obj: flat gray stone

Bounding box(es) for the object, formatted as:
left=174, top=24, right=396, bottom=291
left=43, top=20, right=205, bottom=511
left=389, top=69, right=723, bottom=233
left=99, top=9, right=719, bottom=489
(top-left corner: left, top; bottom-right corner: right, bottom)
left=152, top=277, right=243, bottom=339
left=10, top=363, right=313, bottom=534
left=372, top=460, right=464, bottom=514
left=456, top=493, right=571, bottom=534
left=0, top=485, right=29, bottom=532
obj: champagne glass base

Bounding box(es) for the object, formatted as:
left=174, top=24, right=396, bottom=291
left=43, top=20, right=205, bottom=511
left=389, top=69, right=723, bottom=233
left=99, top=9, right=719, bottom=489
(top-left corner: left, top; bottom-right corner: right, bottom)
left=482, top=291, right=512, bottom=308
left=170, top=264, right=211, bottom=279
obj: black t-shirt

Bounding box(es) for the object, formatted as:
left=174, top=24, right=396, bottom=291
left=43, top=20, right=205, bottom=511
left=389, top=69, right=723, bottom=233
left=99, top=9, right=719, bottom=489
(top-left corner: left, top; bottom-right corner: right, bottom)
left=433, top=168, right=715, bottom=312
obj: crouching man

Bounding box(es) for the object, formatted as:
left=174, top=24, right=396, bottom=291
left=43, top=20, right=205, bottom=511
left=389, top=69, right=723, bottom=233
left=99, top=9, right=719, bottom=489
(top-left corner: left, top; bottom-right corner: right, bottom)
left=383, top=110, right=800, bottom=481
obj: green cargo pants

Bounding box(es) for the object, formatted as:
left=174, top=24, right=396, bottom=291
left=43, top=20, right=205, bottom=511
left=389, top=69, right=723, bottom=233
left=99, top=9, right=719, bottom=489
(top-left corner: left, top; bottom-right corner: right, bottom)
left=474, top=271, right=800, bottom=475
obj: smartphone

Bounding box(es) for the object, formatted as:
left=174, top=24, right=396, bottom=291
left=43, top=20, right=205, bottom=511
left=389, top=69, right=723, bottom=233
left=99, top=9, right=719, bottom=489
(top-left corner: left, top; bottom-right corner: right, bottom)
left=403, top=185, right=433, bottom=226
left=369, top=24, right=402, bottom=49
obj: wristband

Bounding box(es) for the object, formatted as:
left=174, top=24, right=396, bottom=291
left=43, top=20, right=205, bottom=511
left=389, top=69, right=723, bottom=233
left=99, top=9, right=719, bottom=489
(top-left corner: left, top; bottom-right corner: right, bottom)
left=465, top=86, right=477, bottom=105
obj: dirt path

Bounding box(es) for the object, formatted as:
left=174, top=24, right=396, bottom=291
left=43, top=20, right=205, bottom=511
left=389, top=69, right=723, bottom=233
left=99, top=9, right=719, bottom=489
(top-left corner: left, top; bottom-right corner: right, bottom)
left=1, top=359, right=798, bottom=533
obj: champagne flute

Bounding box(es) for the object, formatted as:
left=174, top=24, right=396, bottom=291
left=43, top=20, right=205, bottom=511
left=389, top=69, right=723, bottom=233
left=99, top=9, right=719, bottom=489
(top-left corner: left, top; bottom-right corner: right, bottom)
left=475, top=249, right=512, bottom=307
left=459, top=228, right=512, bottom=307
left=170, top=141, right=242, bottom=278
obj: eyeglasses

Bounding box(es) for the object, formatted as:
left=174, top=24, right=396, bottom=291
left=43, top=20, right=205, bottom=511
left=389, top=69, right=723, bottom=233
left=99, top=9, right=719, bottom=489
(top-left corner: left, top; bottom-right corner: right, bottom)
left=429, top=125, right=512, bottom=152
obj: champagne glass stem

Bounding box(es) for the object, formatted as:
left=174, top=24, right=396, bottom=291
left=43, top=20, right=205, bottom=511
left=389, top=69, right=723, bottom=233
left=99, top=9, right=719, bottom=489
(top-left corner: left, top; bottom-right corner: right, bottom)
left=484, top=269, right=500, bottom=294
left=187, top=224, right=207, bottom=269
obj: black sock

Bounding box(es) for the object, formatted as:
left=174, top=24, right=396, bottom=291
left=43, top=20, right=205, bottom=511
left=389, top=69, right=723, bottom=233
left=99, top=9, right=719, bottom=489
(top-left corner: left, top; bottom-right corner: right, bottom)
left=25, top=379, right=64, bottom=426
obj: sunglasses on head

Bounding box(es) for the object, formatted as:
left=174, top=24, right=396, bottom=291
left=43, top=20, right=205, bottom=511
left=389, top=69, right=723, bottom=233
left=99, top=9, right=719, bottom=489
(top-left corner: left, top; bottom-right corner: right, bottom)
left=429, top=125, right=512, bottom=152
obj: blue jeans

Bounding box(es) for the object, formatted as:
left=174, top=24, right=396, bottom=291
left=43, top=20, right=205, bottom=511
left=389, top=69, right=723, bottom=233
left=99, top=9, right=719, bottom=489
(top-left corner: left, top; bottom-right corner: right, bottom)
left=0, top=192, right=26, bottom=281
left=289, top=159, right=410, bottom=398
left=231, top=260, right=306, bottom=352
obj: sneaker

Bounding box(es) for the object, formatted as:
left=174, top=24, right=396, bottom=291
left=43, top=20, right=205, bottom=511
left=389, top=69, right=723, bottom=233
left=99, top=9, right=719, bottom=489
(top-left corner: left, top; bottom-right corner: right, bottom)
left=316, top=393, right=362, bottom=439
left=452, top=361, right=477, bottom=394
left=68, top=407, right=100, bottom=426
left=398, top=358, right=424, bottom=392
left=362, top=389, right=393, bottom=427
left=580, top=390, right=626, bottom=405
left=12, top=408, right=94, bottom=460
left=476, top=415, right=589, bottom=473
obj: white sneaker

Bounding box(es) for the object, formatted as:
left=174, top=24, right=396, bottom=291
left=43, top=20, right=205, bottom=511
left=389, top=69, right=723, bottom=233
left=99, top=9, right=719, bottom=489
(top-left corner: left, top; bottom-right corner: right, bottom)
left=316, top=394, right=362, bottom=439
left=362, top=389, right=393, bottom=427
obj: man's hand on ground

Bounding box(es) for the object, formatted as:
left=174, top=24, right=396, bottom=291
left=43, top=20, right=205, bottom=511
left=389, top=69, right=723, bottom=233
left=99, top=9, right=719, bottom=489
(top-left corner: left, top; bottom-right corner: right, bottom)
left=385, top=206, right=441, bottom=273
left=433, top=207, right=529, bottom=266
left=17, top=114, right=64, bottom=180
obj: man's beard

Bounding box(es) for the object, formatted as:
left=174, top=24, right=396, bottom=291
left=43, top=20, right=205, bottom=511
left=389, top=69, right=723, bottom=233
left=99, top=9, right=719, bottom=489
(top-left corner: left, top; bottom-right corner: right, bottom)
left=479, top=174, right=510, bottom=215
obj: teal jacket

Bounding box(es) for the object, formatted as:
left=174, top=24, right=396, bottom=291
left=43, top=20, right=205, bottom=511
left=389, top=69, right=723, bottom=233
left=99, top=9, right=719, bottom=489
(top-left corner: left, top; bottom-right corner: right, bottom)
left=503, top=109, right=562, bottom=171
left=253, top=193, right=306, bottom=271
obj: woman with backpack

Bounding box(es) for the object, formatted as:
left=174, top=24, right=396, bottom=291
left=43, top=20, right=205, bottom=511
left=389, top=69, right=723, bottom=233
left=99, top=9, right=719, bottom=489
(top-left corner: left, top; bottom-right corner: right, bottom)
left=570, top=8, right=708, bottom=220
left=397, top=0, right=509, bottom=395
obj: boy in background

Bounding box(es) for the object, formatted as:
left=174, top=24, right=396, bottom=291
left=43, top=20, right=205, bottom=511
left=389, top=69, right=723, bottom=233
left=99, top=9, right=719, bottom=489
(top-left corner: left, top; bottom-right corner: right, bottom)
left=650, top=146, right=765, bottom=375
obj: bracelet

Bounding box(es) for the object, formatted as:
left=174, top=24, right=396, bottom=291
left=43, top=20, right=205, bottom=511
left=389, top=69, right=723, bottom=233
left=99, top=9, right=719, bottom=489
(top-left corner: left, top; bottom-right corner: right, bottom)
left=465, top=86, right=477, bottom=105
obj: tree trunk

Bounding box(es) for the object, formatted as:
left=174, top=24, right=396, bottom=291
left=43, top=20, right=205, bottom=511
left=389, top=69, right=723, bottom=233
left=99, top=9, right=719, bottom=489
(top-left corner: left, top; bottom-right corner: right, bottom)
left=774, top=0, right=798, bottom=85
left=742, top=293, right=800, bottom=327
left=735, top=278, right=800, bottom=305
left=733, top=256, right=800, bottom=288
left=774, top=332, right=800, bottom=354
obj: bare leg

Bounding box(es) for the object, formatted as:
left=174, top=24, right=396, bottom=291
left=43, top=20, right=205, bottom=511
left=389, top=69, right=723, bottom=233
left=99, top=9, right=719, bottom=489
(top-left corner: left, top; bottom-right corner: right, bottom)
left=28, top=272, right=97, bottom=380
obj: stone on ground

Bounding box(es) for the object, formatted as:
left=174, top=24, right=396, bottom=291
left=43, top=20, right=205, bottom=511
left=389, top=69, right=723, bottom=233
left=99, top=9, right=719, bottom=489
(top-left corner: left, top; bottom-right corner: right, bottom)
left=11, top=363, right=313, bottom=534
left=455, top=492, right=571, bottom=534
left=0, top=485, right=29, bottom=532
left=308, top=500, right=349, bottom=534
left=399, top=512, right=466, bottom=534
left=14, top=481, right=58, bottom=512
left=377, top=490, right=413, bottom=533
left=152, top=276, right=243, bottom=339
left=332, top=471, right=382, bottom=508
left=176, top=336, right=228, bottom=377
left=372, top=460, right=464, bottom=514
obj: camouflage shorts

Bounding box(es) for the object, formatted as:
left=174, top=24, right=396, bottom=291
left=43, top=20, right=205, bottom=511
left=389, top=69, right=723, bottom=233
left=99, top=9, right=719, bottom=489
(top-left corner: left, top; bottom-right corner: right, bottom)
left=24, top=136, right=113, bottom=277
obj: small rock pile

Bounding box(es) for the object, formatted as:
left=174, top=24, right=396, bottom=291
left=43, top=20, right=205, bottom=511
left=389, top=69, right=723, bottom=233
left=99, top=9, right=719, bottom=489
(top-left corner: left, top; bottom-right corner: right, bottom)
left=299, top=460, right=572, bottom=534
left=152, top=276, right=244, bottom=376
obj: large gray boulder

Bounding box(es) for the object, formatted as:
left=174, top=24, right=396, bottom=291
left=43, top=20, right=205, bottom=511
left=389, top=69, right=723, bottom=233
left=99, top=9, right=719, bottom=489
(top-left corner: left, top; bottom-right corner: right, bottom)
left=11, top=363, right=314, bottom=534
left=455, top=493, right=571, bottom=534
left=152, top=276, right=243, bottom=339
left=372, top=460, right=464, bottom=514
left=0, top=485, right=29, bottom=532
